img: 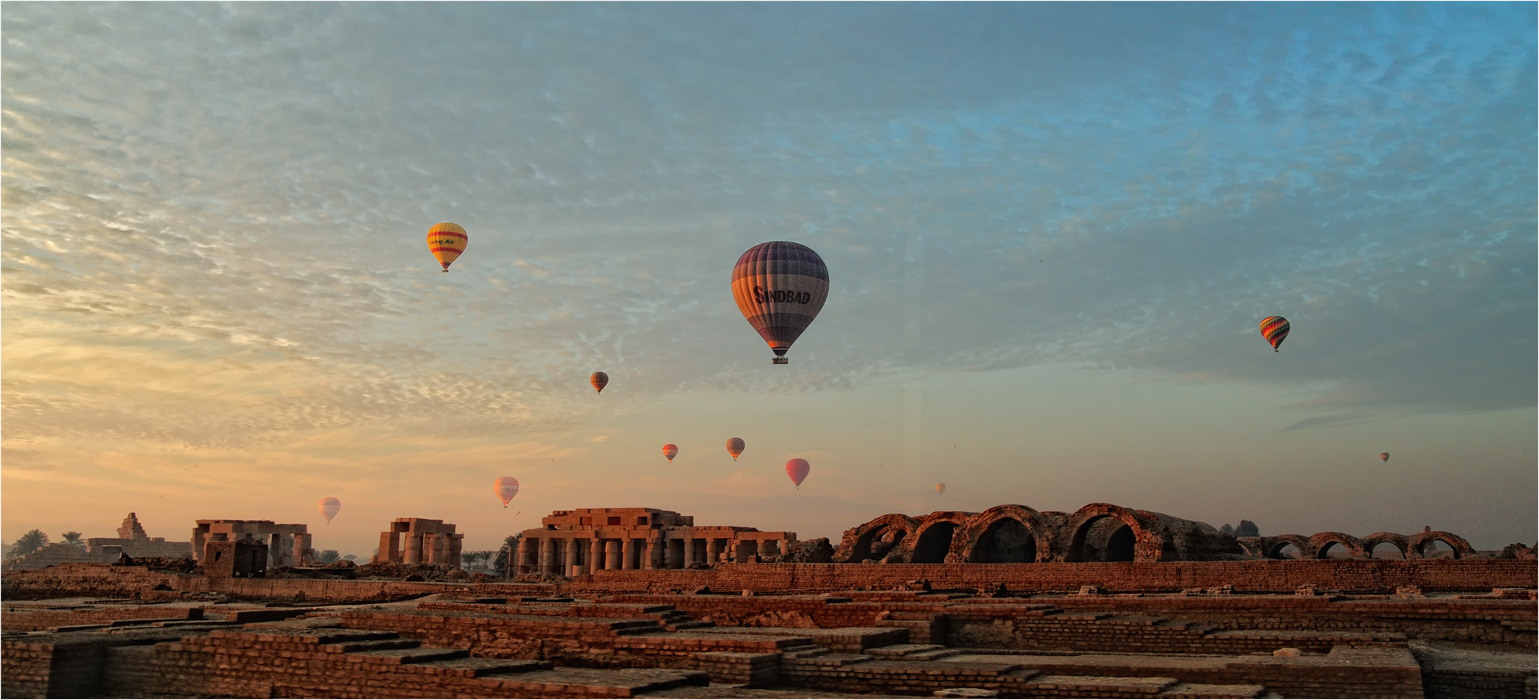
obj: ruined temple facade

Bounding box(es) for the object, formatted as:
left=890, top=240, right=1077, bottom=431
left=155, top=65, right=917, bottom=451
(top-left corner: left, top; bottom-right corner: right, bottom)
left=1, top=513, right=192, bottom=572
left=372, top=518, right=463, bottom=567
left=830, top=503, right=1481, bottom=564
left=191, top=520, right=311, bottom=568
left=515, top=507, right=795, bottom=576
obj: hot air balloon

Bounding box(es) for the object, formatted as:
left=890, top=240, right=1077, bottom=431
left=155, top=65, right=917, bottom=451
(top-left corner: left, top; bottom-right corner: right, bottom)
left=427, top=223, right=467, bottom=272
left=935, top=483, right=946, bottom=495
left=726, top=437, right=745, bottom=461
left=732, top=242, right=829, bottom=364
left=1380, top=452, right=1390, bottom=463
left=662, top=444, right=679, bottom=462
left=318, top=497, right=341, bottom=524
left=786, top=458, right=810, bottom=488
left=1259, top=316, right=1290, bottom=352
left=494, top=476, right=520, bottom=508
left=591, top=372, right=609, bottom=394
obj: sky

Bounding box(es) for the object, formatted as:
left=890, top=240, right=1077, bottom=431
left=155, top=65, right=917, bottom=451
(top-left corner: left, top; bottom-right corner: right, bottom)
left=2, top=3, right=1534, bottom=557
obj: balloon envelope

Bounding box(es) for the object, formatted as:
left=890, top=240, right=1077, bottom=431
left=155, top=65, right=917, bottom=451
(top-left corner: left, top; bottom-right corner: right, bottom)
left=318, top=497, right=341, bottom=524
left=494, top=477, right=520, bottom=507
left=427, top=223, right=467, bottom=272
left=726, top=437, right=745, bottom=461
left=591, top=372, right=609, bottom=394
left=1380, top=452, right=1390, bottom=462
left=935, top=483, right=946, bottom=495
left=1259, top=316, right=1290, bottom=352
left=732, top=242, right=829, bottom=363
left=662, top=444, right=678, bottom=462
left=786, top=458, right=810, bottom=488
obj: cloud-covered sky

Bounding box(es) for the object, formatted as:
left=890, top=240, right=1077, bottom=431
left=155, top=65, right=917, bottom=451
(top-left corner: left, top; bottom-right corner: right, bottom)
left=3, top=3, right=1534, bottom=554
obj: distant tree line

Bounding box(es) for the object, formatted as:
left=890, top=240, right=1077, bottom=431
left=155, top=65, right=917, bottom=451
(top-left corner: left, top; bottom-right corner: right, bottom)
left=1220, top=521, right=1260, bottom=538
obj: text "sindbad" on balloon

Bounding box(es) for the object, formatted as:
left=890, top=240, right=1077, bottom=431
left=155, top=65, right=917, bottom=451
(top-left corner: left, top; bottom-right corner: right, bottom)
left=753, top=287, right=814, bottom=304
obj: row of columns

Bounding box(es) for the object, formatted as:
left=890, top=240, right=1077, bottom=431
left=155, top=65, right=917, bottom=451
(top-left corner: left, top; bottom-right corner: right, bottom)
left=514, top=535, right=789, bottom=576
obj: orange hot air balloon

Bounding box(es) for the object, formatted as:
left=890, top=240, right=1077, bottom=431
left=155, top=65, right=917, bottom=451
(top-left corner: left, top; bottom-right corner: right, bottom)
left=786, top=458, right=810, bottom=488
left=1379, top=452, right=1390, bottom=463
left=935, top=483, right=946, bottom=495
left=494, top=476, right=520, bottom=508
left=662, top=444, right=678, bottom=462
left=427, top=223, right=467, bottom=272
left=1259, top=316, right=1290, bottom=352
left=726, top=437, right=745, bottom=461
left=732, top=241, right=830, bottom=364
left=319, top=497, right=341, bottom=524
left=590, top=372, right=609, bottom=394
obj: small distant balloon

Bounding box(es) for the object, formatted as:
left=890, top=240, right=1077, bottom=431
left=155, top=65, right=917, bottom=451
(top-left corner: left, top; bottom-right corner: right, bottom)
left=731, top=241, right=830, bottom=364
left=662, top=444, right=679, bottom=462
left=726, top=437, right=745, bottom=461
left=1259, top=316, right=1290, bottom=352
left=1380, top=452, right=1390, bottom=463
left=935, top=483, right=946, bottom=495
left=590, top=372, right=609, bottom=394
left=494, top=476, right=520, bottom=508
left=318, top=497, right=341, bottom=524
left=786, top=458, right=810, bottom=488
left=427, top=223, right=467, bottom=272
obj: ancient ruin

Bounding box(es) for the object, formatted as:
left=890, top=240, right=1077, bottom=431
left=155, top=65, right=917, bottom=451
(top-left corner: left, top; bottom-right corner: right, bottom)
left=191, top=520, right=311, bottom=568
left=2, top=502, right=1533, bottom=699
left=515, top=507, right=796, bottom=576
left=372, top=517, right=464, bottom=568
left=1, top=513, right=192, bottom=571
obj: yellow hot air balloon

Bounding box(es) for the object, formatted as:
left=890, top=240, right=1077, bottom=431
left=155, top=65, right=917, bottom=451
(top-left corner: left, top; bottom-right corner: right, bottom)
left=726, top=437, right=745, bottom=461
left=935, top=483, right=946, bottom=495
left=427, top=222, right=467, bottom=272
left=591, top=372, right=609, bottom=394
left=318, top=497, right=341, bottom=524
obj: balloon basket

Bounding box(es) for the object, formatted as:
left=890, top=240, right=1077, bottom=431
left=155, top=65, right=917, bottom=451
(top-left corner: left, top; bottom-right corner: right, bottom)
left=773, top=357, right=788, bottom=364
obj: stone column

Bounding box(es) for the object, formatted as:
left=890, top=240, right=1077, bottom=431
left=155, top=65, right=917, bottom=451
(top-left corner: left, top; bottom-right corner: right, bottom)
left=515, top=537, right=530, bottom=575
left=377, top=532, right=399, bottom=564
left=684, top=536, right=696, bottom=568
left=564, top=537, right=577, bottom=576
left=403, top=533, right=422, bottom=564
left=294, top=534, right=311, bottom=566
left=708, top=539, right=723, bottom=567
left=622, top=538, right=636, bottom=570
left=589, top=539, right=604, bottom=573
left=538, top=537, right=554, bottom=574
left=605, top=540, right=621, bottom=570
left=646, top=538, right=661, bottom=570
left=759, top=539, right=780, bottom=559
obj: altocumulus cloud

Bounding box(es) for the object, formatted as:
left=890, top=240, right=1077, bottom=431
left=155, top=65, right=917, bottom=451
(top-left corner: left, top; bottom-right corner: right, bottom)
left=2, top=3, right=1533, bottom=454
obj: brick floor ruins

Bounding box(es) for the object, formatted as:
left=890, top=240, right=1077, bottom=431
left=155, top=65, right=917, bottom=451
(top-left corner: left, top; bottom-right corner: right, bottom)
left=2, top=503, right=1534, bottom=698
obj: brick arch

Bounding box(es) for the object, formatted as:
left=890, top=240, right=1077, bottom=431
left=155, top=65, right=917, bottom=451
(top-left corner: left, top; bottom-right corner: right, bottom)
left=1407, top=531, right=1475, bottom=560
left=831, top=514, right=918, bottom=563
left=1235, top=536, right=1267, bottom=558
left=1310, top=532, right=1365, bottom=559
left=948, top=505, right=1055, bottom=564
left=1260, top=534, right=1312, bottom=559
left=897, top=511, right=976, bottom=564
left=1360, top=532, right=1410, bottom=559
left=1062, top=504, right=1163, bottom=563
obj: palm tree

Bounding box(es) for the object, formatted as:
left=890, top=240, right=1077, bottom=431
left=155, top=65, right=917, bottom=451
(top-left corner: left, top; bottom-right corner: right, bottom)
left=62, top=532, right=85, bottom=549
left=7, top=530, right=49, bottom=558
left=315, top=550, right=340, bottom=564
left=491, top=535, right=522, bottom=577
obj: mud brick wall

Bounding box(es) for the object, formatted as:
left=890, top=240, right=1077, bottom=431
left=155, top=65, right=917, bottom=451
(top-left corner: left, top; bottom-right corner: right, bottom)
left=1, top=640, right=56, bottom=698
left=572, top=560, right=1538, bottom=595
left=336, top=610, right=649, bottom=665
left=1422, top=667, right=1536, bottom=698
left=1, top=605, right=205, bottom=632
left=0, top=564, right=183, bottom=600
left=102, top=643, right=213, bottom=698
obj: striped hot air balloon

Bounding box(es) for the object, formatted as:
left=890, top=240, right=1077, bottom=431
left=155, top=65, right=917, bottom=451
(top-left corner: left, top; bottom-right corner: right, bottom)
left=494, top=477, right=520, bottom=508
left=427, top=222, right=467, bottom=272
left=732, top=242, right=829, bottom=364
left=318, top=497, right=341, bottom=524
left=590, top=372, right=609, bottom=394
left=726, top=437, right=745, bottom=461
left=1259, top=316, right=1290, bottom=352
left=662, top=444, right=678, bottom=462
